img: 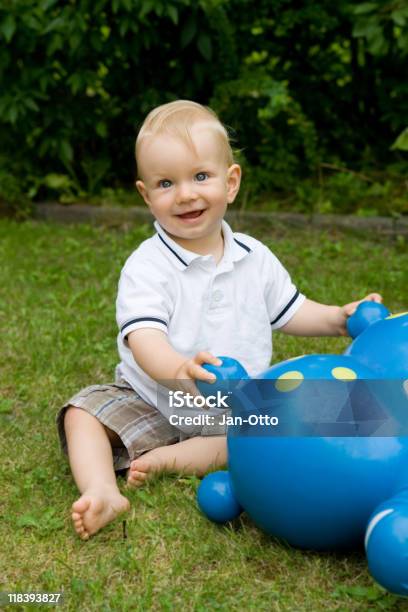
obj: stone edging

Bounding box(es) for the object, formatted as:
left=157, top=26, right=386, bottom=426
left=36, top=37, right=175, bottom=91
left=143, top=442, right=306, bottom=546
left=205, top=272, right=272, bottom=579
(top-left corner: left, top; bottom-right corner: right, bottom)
left=33, top=203, right=408, bottom=237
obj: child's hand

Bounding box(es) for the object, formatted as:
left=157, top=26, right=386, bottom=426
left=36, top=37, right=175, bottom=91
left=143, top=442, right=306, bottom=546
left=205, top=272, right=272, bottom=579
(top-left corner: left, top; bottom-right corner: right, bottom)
left=174, top=352, right=222, bottom=396
left=340, top=293, right=383, bottom=335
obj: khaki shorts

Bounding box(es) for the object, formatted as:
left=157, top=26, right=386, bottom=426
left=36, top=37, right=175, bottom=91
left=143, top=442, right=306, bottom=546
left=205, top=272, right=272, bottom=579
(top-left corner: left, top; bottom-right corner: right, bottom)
left=57, top=380, right=184, bottom=471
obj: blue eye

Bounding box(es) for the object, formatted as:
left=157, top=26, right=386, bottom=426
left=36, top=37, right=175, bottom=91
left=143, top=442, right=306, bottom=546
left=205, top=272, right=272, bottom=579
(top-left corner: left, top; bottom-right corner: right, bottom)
left=159, top=179, right=172, bottom=188
left=195, top=172, right=208, bottom=182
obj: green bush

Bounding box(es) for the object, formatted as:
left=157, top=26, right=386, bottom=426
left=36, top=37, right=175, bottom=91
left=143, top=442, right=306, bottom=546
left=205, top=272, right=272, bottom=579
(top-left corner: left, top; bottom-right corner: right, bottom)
left=0, top=0, right=406, bottom=212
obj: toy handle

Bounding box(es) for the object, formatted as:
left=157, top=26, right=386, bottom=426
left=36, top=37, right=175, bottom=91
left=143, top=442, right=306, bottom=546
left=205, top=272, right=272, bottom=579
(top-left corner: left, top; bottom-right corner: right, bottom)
left=196, top=356, right=249, bottom=397
left=347, top=301, right=390, bottom=339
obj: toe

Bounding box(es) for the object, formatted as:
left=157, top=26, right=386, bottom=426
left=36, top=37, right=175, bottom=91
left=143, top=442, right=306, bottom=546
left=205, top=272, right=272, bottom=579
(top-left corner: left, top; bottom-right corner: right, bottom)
left=134, top=471, right=147, bottom=480
left=132, top=458, right=150, bottom=472
left=127, top=477, right=143, bottom=488
left=127, top=471, right=147, bottom=484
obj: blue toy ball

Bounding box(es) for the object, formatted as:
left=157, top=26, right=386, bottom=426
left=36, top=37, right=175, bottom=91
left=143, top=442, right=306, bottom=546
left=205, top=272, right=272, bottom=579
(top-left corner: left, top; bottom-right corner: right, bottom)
left=365, top=490, right=408, bottom=596
left=196, top=304, right=408, bottom=596
left=197, top=471, right=242, bottom=523
left=347, top=301, right=390, bottom=339
left=197, top=355, right=249, bottom=397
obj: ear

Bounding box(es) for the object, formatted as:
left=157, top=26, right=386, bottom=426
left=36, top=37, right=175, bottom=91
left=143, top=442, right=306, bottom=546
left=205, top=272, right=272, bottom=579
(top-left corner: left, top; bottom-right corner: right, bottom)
left=135, top=180, right=151, bottom=206
left=226, top=164, right=242, bottom=204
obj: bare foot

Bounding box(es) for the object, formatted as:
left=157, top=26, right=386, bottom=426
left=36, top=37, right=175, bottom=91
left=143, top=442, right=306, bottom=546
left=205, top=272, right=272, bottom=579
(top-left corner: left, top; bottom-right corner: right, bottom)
left=71, top=485, right=130, bottom=540
left=127, top=451, right=164, bottom=488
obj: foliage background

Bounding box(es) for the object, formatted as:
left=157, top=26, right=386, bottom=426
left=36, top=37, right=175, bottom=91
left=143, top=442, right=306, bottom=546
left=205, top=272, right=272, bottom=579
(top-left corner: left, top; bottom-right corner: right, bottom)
left=0, top=0, right=407, bottom=213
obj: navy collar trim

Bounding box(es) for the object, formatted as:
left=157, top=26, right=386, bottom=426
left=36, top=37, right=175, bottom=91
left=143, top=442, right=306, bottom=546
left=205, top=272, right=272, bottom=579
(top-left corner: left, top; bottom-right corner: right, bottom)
left=233, top=237, right=252, bottom=253
left=157, top=233, right=188, bottom=267
left=155, top=221, right=252, bottom=268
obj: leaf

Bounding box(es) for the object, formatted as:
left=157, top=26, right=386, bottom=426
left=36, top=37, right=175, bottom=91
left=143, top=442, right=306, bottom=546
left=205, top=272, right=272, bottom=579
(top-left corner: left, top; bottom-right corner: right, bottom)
left=8, top=104, right=18, bottom=124
left=40, top=0, right=59, bottom=10
left=43, top=173, right=73, bottom=190
left=47, top=33, right=64, bottom=56
left=391, top=9, right=407, bottom=26
left=139, top=0, right=155, bottom=19
left=352, top=19, right=380, bottom=39
left=181, top=15, right=196, bottom=48
left=42, top=16, right=66, bottom=35
left=119, top=19, right=129, bottom=37
left=67, top=73, right=83, bottom=95
left=368, top=33, right=388, bottom=55
left=96, top=121, right=108, bottom=138
left=391, top=127, right=408, bottom=151
left=167, top=5, right=178, bottom=25
left=24, top=98, right=39, bottom=112
left=353, top=3, right=377, bottom=15
left=0, top=15, right=16, bottom=43
left=197, top=32, right=212, bottom=60
left=59, top=140, right=73, bottom=164
left=397, top=31, right=408, bottom=54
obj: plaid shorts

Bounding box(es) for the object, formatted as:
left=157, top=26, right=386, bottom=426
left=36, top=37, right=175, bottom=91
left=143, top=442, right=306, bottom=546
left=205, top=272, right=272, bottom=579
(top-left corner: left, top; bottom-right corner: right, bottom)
left=57, top=379, right=185, bottom=471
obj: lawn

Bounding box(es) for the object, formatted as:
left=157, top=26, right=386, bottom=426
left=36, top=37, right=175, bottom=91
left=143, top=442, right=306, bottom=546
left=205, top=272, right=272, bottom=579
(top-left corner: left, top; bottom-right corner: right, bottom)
left=0, top=218, right=407, bottom=611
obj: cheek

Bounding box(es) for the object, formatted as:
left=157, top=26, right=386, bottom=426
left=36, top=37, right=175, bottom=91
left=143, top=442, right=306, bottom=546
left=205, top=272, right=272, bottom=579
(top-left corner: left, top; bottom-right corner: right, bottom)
left=204, top=183, right=227, bottom=201
left=149, top=191, right=172, bottom=211
left=151, top=191, right=171, bottom=207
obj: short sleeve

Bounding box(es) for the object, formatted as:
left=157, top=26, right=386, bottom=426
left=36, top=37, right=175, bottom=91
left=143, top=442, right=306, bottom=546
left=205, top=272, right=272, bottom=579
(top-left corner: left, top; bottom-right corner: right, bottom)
left=116, top=260, right=173, bottom=342
left=260, top=245, right=305, bottom=330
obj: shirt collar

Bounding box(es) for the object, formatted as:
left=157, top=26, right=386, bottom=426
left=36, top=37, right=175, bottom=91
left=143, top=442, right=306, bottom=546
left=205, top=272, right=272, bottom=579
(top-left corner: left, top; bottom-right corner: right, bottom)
left=222, top=219, right=252, bottom=264
left=154, top=220, right=252, bottom=271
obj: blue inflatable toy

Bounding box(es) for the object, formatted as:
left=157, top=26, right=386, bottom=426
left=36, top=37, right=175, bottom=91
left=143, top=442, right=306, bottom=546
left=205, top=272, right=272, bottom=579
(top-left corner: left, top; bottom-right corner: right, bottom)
left=197, top=471, right=242, bottom=523
left=197, top=302, right=408, bottom=596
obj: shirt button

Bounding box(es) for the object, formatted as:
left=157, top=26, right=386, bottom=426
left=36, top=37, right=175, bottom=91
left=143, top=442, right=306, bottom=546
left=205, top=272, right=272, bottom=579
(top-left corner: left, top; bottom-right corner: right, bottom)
left=212, top=290, right=223, bottom=302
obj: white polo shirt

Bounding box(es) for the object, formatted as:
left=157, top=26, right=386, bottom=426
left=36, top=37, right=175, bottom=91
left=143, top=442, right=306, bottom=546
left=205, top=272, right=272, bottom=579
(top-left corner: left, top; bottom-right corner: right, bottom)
left=116, top=220, right=305, bottom=429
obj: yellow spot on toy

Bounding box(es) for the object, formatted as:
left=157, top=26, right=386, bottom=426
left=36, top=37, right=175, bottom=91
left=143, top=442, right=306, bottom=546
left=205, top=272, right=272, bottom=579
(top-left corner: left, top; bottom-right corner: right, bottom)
left=275, top=371, right=304, bottom=392
left=332, top=367, right=357, bottom=381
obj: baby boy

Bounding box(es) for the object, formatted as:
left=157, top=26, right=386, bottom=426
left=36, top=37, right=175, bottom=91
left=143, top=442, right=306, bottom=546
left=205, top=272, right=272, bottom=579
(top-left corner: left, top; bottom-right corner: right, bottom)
left=57, top=100, right=381, bottom=539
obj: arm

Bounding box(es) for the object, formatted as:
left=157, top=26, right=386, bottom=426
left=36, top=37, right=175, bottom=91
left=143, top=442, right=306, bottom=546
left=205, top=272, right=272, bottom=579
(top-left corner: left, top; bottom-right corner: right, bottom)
left=280, top=293, right=382, bottom=337
left=127, top=328, right=220, bottom=392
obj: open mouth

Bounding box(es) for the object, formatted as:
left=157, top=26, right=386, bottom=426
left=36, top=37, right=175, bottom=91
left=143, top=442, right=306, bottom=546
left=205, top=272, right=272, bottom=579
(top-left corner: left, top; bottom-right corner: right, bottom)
left=177, top=210, right=204, bottom=220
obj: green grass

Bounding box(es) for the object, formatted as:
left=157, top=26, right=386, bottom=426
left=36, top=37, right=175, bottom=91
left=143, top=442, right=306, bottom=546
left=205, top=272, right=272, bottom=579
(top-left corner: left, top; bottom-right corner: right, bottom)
left=0, top=218, right=407, bottom=611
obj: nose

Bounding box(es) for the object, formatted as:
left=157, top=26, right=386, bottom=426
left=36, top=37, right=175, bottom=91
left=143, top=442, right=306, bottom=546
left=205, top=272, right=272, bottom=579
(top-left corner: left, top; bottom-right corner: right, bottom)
left=176, top=181, right=198, bottom=204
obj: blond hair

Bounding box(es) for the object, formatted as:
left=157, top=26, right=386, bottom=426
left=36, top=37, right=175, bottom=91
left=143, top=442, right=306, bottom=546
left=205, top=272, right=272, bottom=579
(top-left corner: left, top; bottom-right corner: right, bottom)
left=135, top=100, right=234, bottom=173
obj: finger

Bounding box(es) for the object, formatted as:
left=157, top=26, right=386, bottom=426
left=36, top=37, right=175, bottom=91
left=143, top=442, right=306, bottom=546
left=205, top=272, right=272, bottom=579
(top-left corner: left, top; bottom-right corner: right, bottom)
left=364, top=293, right=382, bottom=303
left=194, top=351, right=222, bottom=366
left=343, top=302, right=358, bottom=316
left=188, top=362, right=217, bottom=383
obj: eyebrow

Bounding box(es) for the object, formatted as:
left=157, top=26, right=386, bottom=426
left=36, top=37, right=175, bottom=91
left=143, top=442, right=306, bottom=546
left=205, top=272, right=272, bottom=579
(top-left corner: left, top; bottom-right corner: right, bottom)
left=151, top=162, right=218, bottom=177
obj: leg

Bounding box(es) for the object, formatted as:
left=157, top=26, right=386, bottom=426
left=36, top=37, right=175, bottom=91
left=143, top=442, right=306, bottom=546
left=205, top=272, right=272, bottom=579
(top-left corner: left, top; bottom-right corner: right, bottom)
left=127, top=435, right=226, bottom=487
left=64, top=407, right=129, bottom=539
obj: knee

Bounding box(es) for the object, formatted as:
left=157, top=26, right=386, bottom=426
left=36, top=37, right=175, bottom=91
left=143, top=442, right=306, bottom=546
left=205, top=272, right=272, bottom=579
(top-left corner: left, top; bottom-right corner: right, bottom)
left=64, top=405, right=86, bottom=428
